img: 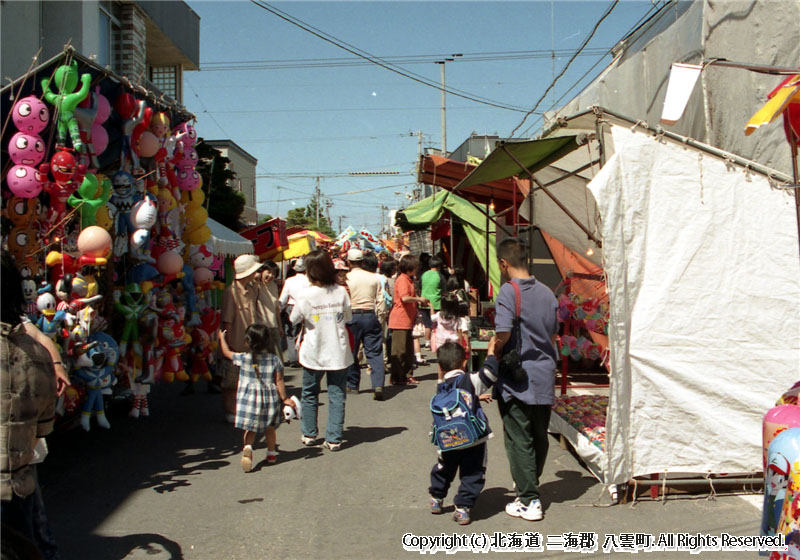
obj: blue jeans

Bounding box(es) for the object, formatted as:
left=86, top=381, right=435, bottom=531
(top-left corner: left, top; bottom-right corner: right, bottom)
left=301, top=367, right=347, bottom=444
left=346, top=311, right=385, bottom=391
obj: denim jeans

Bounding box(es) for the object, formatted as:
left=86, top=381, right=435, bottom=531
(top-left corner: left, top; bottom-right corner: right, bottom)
left=346, top=311, right=385, bottom=391
left=301, top=367, right=347, bottom=443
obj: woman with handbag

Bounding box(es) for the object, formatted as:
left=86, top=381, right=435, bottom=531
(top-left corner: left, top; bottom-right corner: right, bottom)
left=388, top=254, right=428, bottom=385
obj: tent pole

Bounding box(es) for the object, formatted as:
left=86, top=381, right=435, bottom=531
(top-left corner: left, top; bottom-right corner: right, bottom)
left=449, top=210, right=455, bottom=268
left=594, top=110, right=607, bottom=167
left=500, top=144, right=602, bottom=247
left=528, top=186, right=534, bottom=273
left=485, top=204, right=490, bottom=294
left=792, top=134, right=800, bottom=262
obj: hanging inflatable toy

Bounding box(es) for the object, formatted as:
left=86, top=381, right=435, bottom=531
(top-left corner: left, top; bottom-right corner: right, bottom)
left=109, top=170, right=142, bottom=256
left=42, top=149, right=87, bottom=241
left=46, top=225, right=111, bottom=283
left=764, top=405, right=800, bottom=468
left=35, top=291, right=69, bottom=344
left=113, top=283, right=150, bottom=372
left=12, top=95, right=49, bottom=134
left=115, top=93, right=146, bottom=174
left=41, top=60, right=91, bottom=152
left=67, top=173, right=112, bottom=228
left=6, top=163, right=47, bottom=199
left=128, top=194, right=158, bottom=264
left=8, top=131, right=46, bottom=167
left=72, top=332, right=119, bottom=431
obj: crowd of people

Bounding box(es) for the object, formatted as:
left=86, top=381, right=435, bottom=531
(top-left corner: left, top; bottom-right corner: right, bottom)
left=215, top=238, right=559, bottom=526
left=1, top=237, right=559, bottom=557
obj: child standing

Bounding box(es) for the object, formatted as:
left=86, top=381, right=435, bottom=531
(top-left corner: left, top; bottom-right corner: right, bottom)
left=428, top=342, right=499, bottom=525
left=430, top=293, right=471, bottom=355
left=219, top=324, right=296, bottom=472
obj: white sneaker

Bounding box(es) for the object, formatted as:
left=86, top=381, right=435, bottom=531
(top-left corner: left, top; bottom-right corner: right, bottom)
left=301, top=435, right=316, bottom=446
left=505, top=498, right=543, bottom=521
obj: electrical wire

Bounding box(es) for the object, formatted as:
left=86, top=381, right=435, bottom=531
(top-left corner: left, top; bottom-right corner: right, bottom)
left=508, top=0, right=620, bottom=138
left=248, top=1, right=530, bottom=114
left=516, top=0, right=667, bottom=138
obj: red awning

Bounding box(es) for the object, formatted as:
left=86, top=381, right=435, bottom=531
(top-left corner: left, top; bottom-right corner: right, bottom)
left=417, top=154, right=529, bottom=212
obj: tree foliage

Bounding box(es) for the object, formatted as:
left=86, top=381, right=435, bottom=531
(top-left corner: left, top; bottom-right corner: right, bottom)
left=286, top=198, right=336, bottom=238
left=195, top=140, right=245, bottom=231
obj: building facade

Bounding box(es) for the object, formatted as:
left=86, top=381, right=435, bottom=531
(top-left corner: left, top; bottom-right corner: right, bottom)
left=204, top=140, right=259, bottom=227
left=0, top=0, right=199, bottom=103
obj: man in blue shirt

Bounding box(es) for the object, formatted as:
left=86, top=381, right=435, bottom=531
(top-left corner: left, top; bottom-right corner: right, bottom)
left=490, top=237, right=558, bottom=522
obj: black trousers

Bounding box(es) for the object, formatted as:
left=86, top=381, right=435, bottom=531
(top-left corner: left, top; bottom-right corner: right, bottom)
left=428, top=443, right=487, bottom=508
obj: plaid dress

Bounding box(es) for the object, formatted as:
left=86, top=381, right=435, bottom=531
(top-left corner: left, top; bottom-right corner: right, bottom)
left=231, top=352, right=282, bottom=432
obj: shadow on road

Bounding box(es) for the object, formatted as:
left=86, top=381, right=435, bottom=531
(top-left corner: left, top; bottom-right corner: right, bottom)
left=472, top=486, right=516, bottom=521
left=343, top=425, right=408, bottom=448
left=539, top=469, right=598, bottom=507
left=39, top=384, right=239, bottom=558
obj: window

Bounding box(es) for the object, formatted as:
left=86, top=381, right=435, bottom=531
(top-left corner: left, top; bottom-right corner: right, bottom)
left=149, top=66, right=179, bottom=100
left=98, top=2, right=120, bottom=69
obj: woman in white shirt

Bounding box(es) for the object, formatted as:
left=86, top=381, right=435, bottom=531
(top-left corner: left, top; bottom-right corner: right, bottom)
left=289, top=250, right=353, bottom=451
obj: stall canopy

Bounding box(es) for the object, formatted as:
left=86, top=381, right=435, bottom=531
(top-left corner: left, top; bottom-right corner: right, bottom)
left=207, top=218, right=254, bottom=257
left=396, top=190, right=500, bottom=297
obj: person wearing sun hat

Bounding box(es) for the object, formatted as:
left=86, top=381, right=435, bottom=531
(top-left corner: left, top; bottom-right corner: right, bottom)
left=219, top=254, right=273, bottom=422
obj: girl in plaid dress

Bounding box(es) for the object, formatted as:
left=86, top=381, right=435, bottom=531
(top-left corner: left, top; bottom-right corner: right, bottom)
left=219, top=324, right=296, bottom=472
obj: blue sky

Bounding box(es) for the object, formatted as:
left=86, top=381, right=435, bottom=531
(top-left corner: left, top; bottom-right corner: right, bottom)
left=183, top=1, right=659, bottom=234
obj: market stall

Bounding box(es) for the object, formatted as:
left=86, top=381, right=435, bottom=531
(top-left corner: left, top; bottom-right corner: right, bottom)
left=1, top=48, right=228, bottom=428
left=451, top=108, right=800, bottom=497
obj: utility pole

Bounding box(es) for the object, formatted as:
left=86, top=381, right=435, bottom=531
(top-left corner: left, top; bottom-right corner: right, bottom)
left=314, top=176, right=321, bottom=228
left=338, top=215, right=346, bottom=233
left=435, top=55, right=461, bottom=156
left=325, top=199, right=333, bottom=229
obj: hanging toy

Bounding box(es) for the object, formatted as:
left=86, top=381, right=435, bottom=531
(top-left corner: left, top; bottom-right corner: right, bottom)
left=45, top=225, right=111, bottom=283
left=113, top=283, right=151, bottom=380
left=108, top=170, right=142, bottom=257
left=67, top=172, right=112, bottom=228
left=42, top=149, right=87, bottom=241
left=72, top=332, right=119, bottom=431
left=128, top=194, right=158, bottom=264
left=189, top=327, right=216, bottom=382
left=41, top=60, right=91, bottom=152
left=12, top=95, right=49, bottom=134
left=115, top=93, right=146, bottom=174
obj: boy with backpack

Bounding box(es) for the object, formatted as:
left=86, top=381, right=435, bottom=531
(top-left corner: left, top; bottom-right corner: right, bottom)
left=428, top=341, right=499, bottom=525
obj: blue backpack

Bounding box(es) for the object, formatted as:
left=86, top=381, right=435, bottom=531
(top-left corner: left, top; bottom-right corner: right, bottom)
left=430, top=377, right=489, bottom=452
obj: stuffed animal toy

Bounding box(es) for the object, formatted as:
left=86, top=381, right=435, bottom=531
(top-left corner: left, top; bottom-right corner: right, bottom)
left=72, top=332, right=119, bottom=431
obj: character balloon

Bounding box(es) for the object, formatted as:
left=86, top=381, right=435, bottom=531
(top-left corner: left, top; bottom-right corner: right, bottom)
left=41, top=60, right=91, bottom=151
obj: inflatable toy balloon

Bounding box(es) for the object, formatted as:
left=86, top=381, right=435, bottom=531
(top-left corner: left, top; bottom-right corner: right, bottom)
left=175, top=167, right=201, bottom=191
left=157, top=251, right=184, bottom=276
left=6, top=165, right=45, bottom=198
left=9, top=132, right=46, bottom=166
left=763, top=428, right=800, bottom=539
left=115, top=92, right=138, bottom=119
left=7, top=226, right=36, bottom=262
left=184, top=206, right=208, bottom=231
left=181, top=189, right=204, bottom=208
left=95, top=92, right=111, bottom=124
left=96, top=205, right=113, bottom=230
left=174, top=146, right=198, bottom=169
left=12, top=95, right=49, bottom=134
left=74, top=332, right=119, bottom=431
left=77, top=226, right=112, bottom=258
left=41, top=60, right=91, bottom=151
left=183, top=224, right=211, bottom=245
left=90, top=123, right=108, bottom=155
left=188, top=243, right=214, bottom=268
left=127, top=263, right=160, bottom=290
left=135, top=130, right=160, bottom=158
left=172, top=121, right=197, bottom=147
left=68, top=173, right=111, bottom=228
left=150, top=112, right=171, bottom=139
left=764, top=405, right=800, bottom=468
left=6, top=196, right=39, bottom=227
left=193, top=267, right=213, bottom=286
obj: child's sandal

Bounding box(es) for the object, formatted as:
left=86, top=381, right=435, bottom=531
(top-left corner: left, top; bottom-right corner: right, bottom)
left=266, top=450, right=278, bottom=464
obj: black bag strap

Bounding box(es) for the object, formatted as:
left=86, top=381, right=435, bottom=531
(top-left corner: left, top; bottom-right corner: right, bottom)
left=509, top=280, right=522, bottom=355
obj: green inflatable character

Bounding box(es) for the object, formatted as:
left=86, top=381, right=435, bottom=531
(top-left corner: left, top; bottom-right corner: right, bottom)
left=41, top=60, right=91, bottom=152
left=68, top=173, right=111, bottom=228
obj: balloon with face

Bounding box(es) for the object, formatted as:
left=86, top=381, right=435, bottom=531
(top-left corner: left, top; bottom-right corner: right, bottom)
left=12, top=95, right=49, bottom=134
left=6, top=165, right=44, bottom=198
left=77, top=226, right=112, bottom=259
left=8, top=132, right=46, bottom=166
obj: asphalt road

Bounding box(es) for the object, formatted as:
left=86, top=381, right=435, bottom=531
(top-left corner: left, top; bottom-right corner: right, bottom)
left=39, top=356, right=762, bottom=559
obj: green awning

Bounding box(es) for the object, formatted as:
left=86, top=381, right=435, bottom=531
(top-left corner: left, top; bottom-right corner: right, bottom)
left=396, top=190, right=500, bottom=299
left=455, top=134, right=587, bottom=190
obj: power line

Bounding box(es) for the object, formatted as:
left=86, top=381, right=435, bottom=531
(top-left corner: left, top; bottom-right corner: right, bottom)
left=248, top=1, right=531, bottom=114
left=199, top=47, right=611, bottom=71
left=517, top=0, right=667, bottom=138
left=508, top=0, right=620, bottom=138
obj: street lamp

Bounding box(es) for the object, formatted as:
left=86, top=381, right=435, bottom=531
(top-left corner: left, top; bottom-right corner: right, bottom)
left=435, top=54, right=462, bottom=156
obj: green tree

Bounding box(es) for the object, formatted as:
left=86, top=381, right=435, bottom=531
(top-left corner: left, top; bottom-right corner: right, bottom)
left=286, top=198, right=336, bottom=238
left=195, top=140, right=245, bottom=231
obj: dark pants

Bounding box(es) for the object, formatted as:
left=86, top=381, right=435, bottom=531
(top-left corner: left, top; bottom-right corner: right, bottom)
left=429, top=443, right=487, bottom=508
left=346, top=311, right=385, bottom=391
left=1, top=467, right=60, bottom=560
left=389, top=329, right=413, bottom=384
left=497, top=397, right=551, bottom=506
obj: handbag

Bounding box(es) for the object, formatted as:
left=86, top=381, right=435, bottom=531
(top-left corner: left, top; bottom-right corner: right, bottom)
left=498, top=280, right=527, bottom=383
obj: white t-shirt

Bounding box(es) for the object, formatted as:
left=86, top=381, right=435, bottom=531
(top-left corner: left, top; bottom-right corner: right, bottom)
left=279, top=273, right=310, bottom=309
left=289, top=284, right=354, bottom=371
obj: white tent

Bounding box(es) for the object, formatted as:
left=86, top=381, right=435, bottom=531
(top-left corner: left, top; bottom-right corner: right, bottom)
left=590, top=123, right=800, bottom=488
left=207, top=218, right=254, bottom=257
